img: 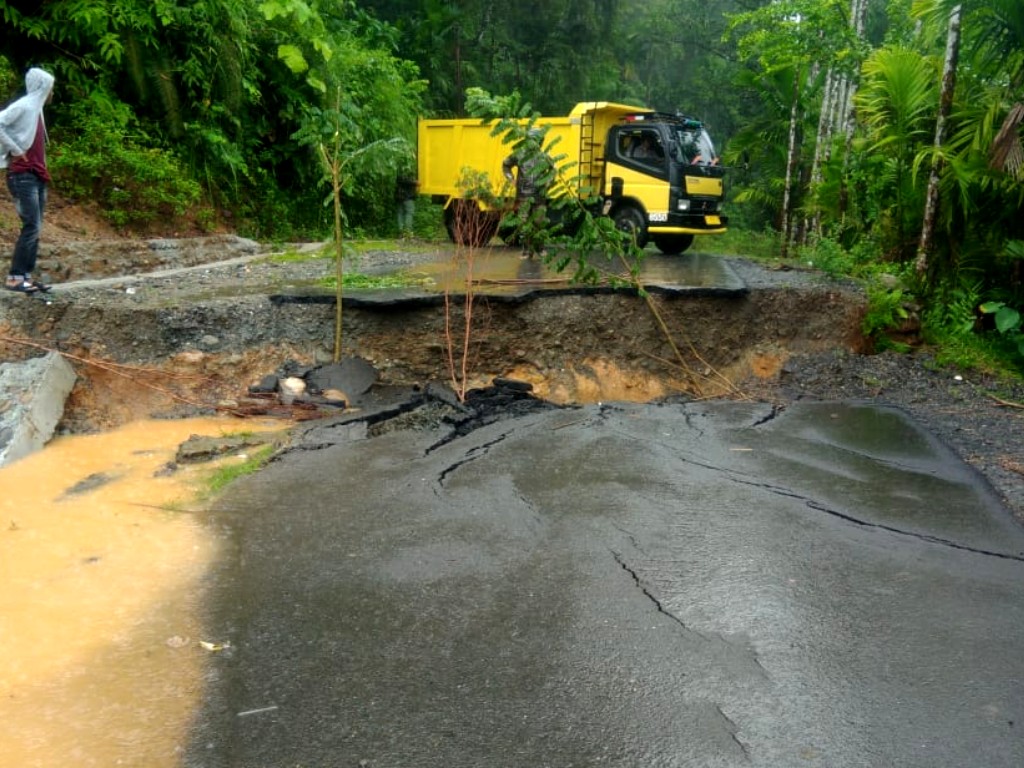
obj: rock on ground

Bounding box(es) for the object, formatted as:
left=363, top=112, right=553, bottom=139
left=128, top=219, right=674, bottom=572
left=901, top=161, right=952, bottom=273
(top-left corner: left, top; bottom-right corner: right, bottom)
left=0, top=352, right=77, bottom=466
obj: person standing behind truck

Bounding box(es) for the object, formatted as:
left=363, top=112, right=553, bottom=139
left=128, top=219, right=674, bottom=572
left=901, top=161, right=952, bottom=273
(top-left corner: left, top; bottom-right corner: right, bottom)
left=502, top=128, right=549, bottom=258
left=395, top=172, right=417, bottom=238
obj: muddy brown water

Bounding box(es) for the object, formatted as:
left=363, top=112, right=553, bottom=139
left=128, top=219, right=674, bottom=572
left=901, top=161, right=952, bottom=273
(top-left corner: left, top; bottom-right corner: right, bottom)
left=0, top=417, right=281, bottom=767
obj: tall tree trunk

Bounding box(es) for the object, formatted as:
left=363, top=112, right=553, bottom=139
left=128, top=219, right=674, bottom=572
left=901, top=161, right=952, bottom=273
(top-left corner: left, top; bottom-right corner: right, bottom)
left=804, top=0, right=871, bottom=240
left=780, top=77, right=802, bottom=260
left=805, top=67, right=836, bottom=240
left=838, top=0, right=870, bottom=220
left=453, top=29, right=464, bottom=116
left=916, top=4, right=962, bottom=276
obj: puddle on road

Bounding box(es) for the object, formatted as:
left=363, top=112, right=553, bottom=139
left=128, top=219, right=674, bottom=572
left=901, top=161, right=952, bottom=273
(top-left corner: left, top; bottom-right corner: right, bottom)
left=0, top=416, right=282, bottom=768
left=398, top=249, right=746, bottom=295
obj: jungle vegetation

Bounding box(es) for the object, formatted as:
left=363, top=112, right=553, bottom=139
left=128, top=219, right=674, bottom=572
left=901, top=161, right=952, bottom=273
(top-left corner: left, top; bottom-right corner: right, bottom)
left=1, top=0, right=1022, bottom=367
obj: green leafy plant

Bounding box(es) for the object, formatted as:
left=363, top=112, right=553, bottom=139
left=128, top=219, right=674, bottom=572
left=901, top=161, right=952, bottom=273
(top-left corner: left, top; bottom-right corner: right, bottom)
left=979, top=301, right=1024, bottom=358
left=306, top=88, right=409, bottom=362
left=921, top=278, right=1023, bottom=375
left=797, top=236, right=855, bottom=278
left=862, top=282, right=910, bottom=347
left=463, top=88, right=641, bottom=286
left=923, top=280, right=982, bottom=338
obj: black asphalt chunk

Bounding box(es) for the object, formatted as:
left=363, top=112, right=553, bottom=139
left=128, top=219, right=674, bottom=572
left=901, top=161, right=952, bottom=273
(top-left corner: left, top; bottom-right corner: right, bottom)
left=304, top=357, right=377, bottom=396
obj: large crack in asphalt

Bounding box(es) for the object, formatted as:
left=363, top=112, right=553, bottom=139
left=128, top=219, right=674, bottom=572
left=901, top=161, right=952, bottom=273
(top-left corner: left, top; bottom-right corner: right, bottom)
left=613, top=420, right=1024, bottom=563
left=436, top=433, right=508, bottom=487
left=611, top=549, right=700, bottom=635
left=610, top=548, right=772, bottom=684
left=723, top=476, right=1024, bottom=562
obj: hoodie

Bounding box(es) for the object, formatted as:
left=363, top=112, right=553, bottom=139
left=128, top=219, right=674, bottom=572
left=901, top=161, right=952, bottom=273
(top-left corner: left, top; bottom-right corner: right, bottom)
left=0, top=68, right=55, bottom=170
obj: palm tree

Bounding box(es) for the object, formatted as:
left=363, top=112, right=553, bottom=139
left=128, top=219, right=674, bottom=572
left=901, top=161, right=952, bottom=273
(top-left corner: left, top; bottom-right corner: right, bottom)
left=974, top=0, right=1024, bottom=177
left=856, top=45, right=937, bottom=259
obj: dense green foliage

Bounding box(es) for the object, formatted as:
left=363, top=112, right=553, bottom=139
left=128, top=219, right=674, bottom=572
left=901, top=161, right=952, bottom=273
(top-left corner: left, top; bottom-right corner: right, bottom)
left=1, top=0, right=423, bottom=237
left=51, top=94, right=205, bottom=228
left=1, top=0, right=1022, bottom=370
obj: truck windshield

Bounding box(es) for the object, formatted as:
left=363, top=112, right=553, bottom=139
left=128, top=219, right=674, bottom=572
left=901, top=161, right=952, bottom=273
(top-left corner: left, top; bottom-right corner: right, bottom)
left=674, top=127, right=718, bottom=166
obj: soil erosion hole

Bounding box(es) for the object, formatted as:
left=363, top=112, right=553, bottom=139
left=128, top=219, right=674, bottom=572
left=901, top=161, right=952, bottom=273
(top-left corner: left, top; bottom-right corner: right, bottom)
left=1, top=287, right=867, bottom=433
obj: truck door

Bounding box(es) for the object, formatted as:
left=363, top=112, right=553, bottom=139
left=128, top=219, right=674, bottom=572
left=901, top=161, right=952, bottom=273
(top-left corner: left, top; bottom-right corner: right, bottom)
left=604, top=126, right=673, bottom=245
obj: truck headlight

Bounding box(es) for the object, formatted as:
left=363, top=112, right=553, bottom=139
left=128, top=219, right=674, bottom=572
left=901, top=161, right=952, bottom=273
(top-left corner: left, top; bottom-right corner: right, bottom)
left=677, top=199, right=690, bottom=211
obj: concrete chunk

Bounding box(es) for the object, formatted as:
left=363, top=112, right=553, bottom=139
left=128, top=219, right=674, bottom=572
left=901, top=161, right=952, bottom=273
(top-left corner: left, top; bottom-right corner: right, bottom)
left=0, top=352, right=77, bottom=467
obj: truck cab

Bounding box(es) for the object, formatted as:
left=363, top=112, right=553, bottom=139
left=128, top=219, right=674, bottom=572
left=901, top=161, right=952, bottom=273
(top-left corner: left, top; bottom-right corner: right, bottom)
left=602, top=114, right=727, bottom=254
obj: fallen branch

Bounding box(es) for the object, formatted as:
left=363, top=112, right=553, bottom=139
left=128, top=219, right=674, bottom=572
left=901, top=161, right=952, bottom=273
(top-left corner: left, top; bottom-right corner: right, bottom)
left=987, top=393, right=1024, bottom=410
left=474, top=277, right=574, bottom=286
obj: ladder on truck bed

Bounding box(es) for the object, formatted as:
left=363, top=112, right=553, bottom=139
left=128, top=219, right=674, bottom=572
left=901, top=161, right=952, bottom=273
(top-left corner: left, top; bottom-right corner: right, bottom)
left=577, top=107, right=602, bottom=198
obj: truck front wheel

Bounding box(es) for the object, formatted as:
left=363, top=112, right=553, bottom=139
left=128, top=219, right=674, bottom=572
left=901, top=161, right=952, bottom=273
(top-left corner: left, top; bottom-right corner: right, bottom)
left=653, top=234, right=694, bottom=255
left=444, top=200, right=499, bottom=248
left=612, top=205, right=648, bottom=249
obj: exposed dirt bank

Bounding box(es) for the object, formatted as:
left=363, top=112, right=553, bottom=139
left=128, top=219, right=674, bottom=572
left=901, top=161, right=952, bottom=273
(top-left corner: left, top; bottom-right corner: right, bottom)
left=1, top=240, right=866, bottom=418
left=0, top=217, right=1021, bottom=523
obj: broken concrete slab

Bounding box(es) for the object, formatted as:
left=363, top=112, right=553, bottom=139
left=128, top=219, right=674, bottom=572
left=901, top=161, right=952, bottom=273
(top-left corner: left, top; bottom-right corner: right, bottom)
left=0, top=351, right=77, bottom=467
left=175, top=432, right=279, bottom=464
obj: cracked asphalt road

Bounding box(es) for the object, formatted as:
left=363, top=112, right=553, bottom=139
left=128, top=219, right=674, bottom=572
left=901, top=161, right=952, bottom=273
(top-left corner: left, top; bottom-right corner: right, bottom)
left=188, top=399, right=1024, bottom=767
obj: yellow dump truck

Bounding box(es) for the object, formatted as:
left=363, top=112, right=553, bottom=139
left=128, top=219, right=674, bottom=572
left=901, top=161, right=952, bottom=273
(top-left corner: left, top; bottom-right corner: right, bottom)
left=417, top=101, right=727, bottom=253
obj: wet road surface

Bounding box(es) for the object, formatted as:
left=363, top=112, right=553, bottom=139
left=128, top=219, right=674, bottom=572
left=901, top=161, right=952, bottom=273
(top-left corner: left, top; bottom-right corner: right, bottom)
left=187, top=399, right=1024, bottom=767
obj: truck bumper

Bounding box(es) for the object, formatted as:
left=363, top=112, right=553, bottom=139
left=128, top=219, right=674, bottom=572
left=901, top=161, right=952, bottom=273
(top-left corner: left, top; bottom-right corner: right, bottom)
left=649, top=213, right=728, bottom=235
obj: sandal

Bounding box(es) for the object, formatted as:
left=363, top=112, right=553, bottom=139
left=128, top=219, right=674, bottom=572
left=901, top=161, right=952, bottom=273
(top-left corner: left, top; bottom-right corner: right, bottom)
left=24, top=274, right=53, bottom=292
left=5, top=276, right=40, bottom=294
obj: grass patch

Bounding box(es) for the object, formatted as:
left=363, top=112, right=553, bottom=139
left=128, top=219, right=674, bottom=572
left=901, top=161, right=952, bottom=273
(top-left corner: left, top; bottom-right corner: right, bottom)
left=925, top=328, right=1024, bottom=380
left=317, top=271, right=434, bottom=290
left=349, top=238, right=440, bottom=254
left=199, top=443, right=277, bottom=500
left=268, top=238, right=442, bottom=264
left=267, top=247, right=332, bottom=263
left=696, top=228, right=782, bottom=261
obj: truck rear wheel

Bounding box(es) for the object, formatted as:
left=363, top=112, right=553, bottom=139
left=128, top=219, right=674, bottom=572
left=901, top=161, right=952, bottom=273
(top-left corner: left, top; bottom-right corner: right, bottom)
left=444, top=200, right=499, bottom=248
left=612, top=204, right=648, bottom=249
left=653, top=234, right=694, bottom=255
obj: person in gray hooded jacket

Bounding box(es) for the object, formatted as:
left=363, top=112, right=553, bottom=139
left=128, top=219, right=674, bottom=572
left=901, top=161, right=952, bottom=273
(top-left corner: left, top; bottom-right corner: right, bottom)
left=0, top=67, right=55, bottom=293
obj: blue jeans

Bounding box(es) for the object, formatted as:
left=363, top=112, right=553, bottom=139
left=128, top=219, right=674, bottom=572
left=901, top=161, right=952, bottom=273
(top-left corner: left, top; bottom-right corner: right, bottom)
left=6, top=171, right=47, bottom=277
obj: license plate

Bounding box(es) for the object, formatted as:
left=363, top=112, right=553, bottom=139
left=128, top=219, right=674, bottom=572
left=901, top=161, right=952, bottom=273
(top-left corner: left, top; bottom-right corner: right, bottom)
left=705, top=215, right=721, bottom=226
